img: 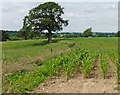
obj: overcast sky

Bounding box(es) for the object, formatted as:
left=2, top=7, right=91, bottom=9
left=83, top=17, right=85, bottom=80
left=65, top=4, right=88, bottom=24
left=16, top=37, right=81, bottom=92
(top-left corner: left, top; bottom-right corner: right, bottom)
left=1, top=1, right=118, bottom=33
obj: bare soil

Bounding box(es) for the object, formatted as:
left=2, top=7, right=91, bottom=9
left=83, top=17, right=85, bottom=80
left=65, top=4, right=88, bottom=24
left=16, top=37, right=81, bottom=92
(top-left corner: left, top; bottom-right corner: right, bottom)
left=32, top=57, right=119, bottom=93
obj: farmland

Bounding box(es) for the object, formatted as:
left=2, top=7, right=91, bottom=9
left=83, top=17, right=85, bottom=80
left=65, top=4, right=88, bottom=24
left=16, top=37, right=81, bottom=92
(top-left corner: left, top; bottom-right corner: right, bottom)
left=2, top=37, right=119, bottom=93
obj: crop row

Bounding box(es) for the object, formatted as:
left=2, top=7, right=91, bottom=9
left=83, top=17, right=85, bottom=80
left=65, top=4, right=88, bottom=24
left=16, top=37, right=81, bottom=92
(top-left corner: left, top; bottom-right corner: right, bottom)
left=3, top=48, right=118, bottom=93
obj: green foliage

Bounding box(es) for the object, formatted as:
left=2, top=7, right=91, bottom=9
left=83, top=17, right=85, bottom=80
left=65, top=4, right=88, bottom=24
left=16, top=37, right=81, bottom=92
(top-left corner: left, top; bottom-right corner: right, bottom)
left=18, top=16, right=40, bottom=40
left=62, top=50, right=81, bottom=79
left=83, top=28, right=93, bottom=37
left=3, top=48, right=87, bottom=92
left=81, top=49, right=96, bottom=78
left=28, top=2, right=68, bottom=31
left=117, top=31, right=120, bottom=37
left=5, top=70, right=47, bottom=93
left=100, top=53, right=108, bottom=79
left=1, top=29, right=117, bottom=41
left=18, top=29, right=29, bottom=40
left=1, top=30, right=10, bottom=41
left=2, top=37, right=118, bottom=93
left=20, top=2, right=68, bottom=42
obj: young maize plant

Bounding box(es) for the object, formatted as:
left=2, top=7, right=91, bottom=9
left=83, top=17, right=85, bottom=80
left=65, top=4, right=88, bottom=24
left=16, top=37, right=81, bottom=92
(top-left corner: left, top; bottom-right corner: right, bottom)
left=52, top=57, right=62, bottom=76
left=81, top=49, right=96, bottom=78
left=100, top=53, right=108, bottom=79
left=63, top=52, right=78, bottom=80
left=108, top=50, right=118, bottom=64
left=112, top=51, right=120, bottom=91
left=62, top=48, right=84, bottom=80
left=46, top=60, right=56, bottom=77
left=71, top=49, right=83, bottom=72
left=107, top=50, right=120, bottom=89
left=62, top=56, right=71, bottom=80
left=63, top=62, right=75, bottom=80
left=82, top=58, right=92, bottom=78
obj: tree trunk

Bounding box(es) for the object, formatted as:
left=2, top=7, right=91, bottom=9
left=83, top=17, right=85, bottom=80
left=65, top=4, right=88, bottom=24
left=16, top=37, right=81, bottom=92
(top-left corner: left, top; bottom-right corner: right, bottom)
left=47, top=31, right=52, bottom=43
left=24, top=36, right=27, bottom=40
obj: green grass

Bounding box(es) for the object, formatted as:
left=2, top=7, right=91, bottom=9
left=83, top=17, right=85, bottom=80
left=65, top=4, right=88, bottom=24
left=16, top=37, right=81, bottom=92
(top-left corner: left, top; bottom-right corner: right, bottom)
left=69, top=37, right=117, bottom=49
left=2, top=37, right=118, bottom=93
left=2, top=39, right=78, bottom=63
left=2, top=37, right=117, bottom=63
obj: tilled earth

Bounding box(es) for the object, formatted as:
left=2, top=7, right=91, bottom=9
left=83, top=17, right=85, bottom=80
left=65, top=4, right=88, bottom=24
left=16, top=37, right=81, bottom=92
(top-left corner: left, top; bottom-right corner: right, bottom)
left=32, top=58, right=119, bottom=93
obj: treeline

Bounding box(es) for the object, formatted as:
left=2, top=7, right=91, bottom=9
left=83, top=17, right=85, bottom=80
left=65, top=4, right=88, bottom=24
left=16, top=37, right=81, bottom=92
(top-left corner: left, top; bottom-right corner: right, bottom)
left=0, top=30, right=19, bottom=41
left=0, top=30, right=119, bottom=41
left=54, top=32, right=117, bottom=38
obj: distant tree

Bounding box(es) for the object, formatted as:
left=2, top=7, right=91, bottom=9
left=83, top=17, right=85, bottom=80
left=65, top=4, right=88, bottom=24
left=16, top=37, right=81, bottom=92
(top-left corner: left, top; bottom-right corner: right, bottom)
left=23, top=2, right=68, bottom=43
left=117, top=31, right=120, bottom=37
left=1, top=30, right=10, bottom=41
left=83, top=28, right=93, bottom=37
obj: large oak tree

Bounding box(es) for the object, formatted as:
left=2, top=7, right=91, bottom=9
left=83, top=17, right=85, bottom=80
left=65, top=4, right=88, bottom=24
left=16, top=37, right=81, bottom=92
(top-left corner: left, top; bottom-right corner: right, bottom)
left=22, top=2, right=68, bottom=43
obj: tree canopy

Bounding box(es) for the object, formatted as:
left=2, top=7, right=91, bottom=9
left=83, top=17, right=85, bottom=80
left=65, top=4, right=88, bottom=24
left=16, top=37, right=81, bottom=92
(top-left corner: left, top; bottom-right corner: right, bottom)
left=83, top=28, right=93, bottom=37
left=20, top=2, right=68, bottom=42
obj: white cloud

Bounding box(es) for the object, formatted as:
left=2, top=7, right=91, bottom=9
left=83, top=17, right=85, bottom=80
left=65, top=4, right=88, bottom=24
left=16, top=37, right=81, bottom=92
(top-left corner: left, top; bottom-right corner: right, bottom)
left=1, top=0, right=119, bottom=2
left=65, top=13, right=80, bottom=18
left=103, top=4, right=117, bottom=9
left=85, top=8, right=95, bottom=13
left=13, top=20, right=19, bottom=24
left=0, top=2, right=2, bottom=29
left=1, top=2, right=118, bottom=32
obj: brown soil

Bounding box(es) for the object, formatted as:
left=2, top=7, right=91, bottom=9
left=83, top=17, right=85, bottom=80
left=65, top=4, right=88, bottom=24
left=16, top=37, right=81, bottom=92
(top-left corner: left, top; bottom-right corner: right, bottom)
left=32, top=57, right=118, bottom=93
left=2, top=62, right=36, bottom=76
